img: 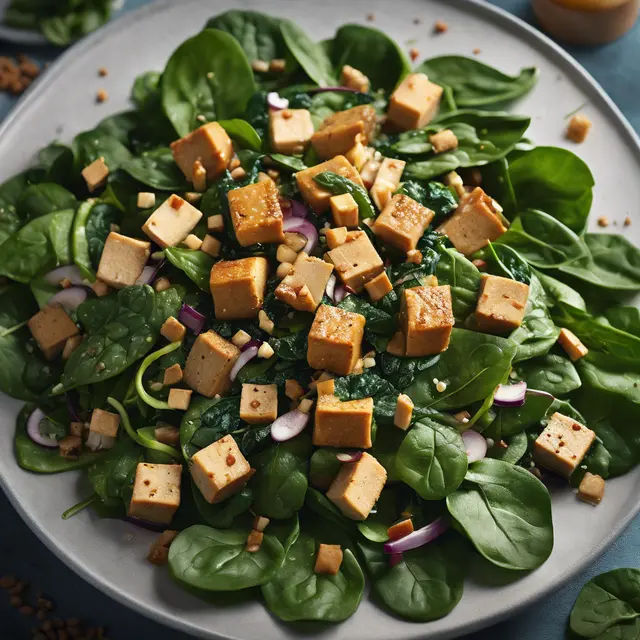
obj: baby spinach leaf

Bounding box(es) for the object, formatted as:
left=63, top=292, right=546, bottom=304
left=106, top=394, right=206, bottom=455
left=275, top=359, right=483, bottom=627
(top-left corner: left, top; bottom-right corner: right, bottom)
left=486, top=431, right=528, bottom=464
left=122, top=148, right=189, bottom=191
left=330, top=24, right=411, bottom=92
left=416, top=56, right=537, bottom=108
left=191, top=481, right=252, bottom=529
left=162, top=29, right=256, bottom=137
left=192, top=396, right=242, bottom=452
left=313, top=171, right=375, bottom=219
left=396, top=180, right=457, bottom=220
left=395, top=419, right=468, bottom=500
left=85, top=203, right=121, bottom=269
left=16, top=183, right=77, bottom=220
left=514, top=353, right=581, bottom=396
left=305, top=487, right=355, bottom=534
left=435, top=247, right=482, bottom=323
left=131, top=71, right=161, bottom=110
left=606, top=307, right=640, bottom=337
left=485, top=390, right=554, bottom=440
left=73, top=128, right=132, bottom=176
left=475, top=242, right=530, bottom=285
left=337, top=294, right=396, bottom=336
left=269, top=331, right=308, bottom=361
left=38, top=0, right=111, bottom=46
left=262, top=530, right=364, bottom=621
left=72, top=201, right=97, bottom=280
left=446, top=458, right=553, bottom=570
left=218, top=119, right=262, bottom=151
left=180, top=396, right=220, bottom=460
left=165, top=247, right=214, bottom=292
left=478, top=157, right=516, bottom=217
left=0, top=173, right=30, bottom=246
left=535, top=269, right=586, bottom=311
left=309, top=448, right=342, bottom=491
left=268, top=153, right=307, bottom=172
left=36, top=142, right=74, bottom=188
left=356, top=488, right=400, bottom=542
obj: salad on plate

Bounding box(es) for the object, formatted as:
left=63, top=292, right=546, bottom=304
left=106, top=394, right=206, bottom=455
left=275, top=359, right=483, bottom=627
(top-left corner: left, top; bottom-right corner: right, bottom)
left=1, top=8, right=639, bottom=625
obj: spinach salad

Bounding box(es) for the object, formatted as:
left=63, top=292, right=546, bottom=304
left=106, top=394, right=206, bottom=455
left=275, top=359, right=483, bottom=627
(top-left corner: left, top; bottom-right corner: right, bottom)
left=1, top=9, right=639, bottom=625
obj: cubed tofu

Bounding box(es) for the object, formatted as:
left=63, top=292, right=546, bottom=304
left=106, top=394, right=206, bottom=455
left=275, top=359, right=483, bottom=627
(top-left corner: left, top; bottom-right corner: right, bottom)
left=170, top=122, right=233, bottom=182
left=201, top=234, right=221, bottom=257
left=240, top=384, right=278, bottom=424
left=163, top=363, right=183, bottom=386
left=326, top=230, right=384, bottom=292
left=89, top=408, right=120, bottom=437
left=129, top=463, right=182, bottom=525
left=346, top=141, right=374, bottom=172
left=147, top=530, right=178, bottom=566
left=81, top=157, right=109, bottom=192
left=168, top=388, right=192, bottom=411
left=438, top=187, right=507, bottom=256
left=312, top=105, right=377, bottom=159
left=394, top=394, right=414, bottom=430
left=96, top=232, right=151, bottom=289
left=269, top=109, right=315, bottom=155
left=183, top=233, right=203, bottom=251
left=316, top=378, right=335, bottom=396
left=59, top=435, right=82, bottom=460
left=69, top=421, right=84, bottom=437
left=326, top=452, right=387, bottom=520
left=313, top=394, right=373, bottom=448
left=296, top=156, right=365, bottom=214
left=387, top=73, right=443, bottom=131
left=246, top=529, right=264, bottom=552
left=183, top=331, right=240, bottom=398
left=330, top=193, right=359, bottom=228
left=401, top=285, right=454, bottom=356
left=567, top=114, right=592, bottom=144
left=314, top=543, right=344, bottom=575
left=386, top=330, right=406, bottom=356
left=429, top=129, right=459, bottom=154
left=387, top=519, right=414, bottom=541
left=190, top=435, right=253, bottom=504
left=28, top=304, right=79, bottom=360
left=373, top=194, right=434, bottom=253
left=160, top=316, right=186, bottom=343
left=578, top=472, right=605, bottom=505
left=308, top=305, right=366, bottom=376
left=137, top=192, right=156, bottom=209
left=275, top=252, right=334, bottom=312
left=533, top=412, right=596, bottom=478
left=207, top=214, right=224, bottom=233
left=370, top=158, right=406, bottom=211
left=142, top=195, right=203, bottom=249
left=341, top=65, right=370, bottom=93
left=325, top=227, right=348, bottom=250
left=155, top=425, right=180, bottom=446
left=228, top=179, right=285, bottom=247
left=286, top=379, right=305, bottom=400
left=364, top=271, right=393, bottom=302
left=475, top=274, right=529, bottom=334
left=360, top=158, right=382, bottom=190
left=210, top=257, right=268, bottom=320
left=558, top=328, right=589, bottom=362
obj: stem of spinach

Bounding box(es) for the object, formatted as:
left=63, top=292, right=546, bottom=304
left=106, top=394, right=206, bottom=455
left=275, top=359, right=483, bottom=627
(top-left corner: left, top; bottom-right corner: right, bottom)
left=61, top=492, right=99, bottom=520
left=0, top=320, right=28, bottom=338
left=106, top=396, right=181, bottom=460
left=134, top=341, right=182, bottom=411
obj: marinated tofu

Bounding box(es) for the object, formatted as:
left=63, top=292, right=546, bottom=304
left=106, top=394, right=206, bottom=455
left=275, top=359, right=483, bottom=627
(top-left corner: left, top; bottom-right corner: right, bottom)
left=429, top=129, right=459, bottom=154
left=341, top=65, right=370, bottom=92
left=394, top=394, right=414, bottom=430
left=370, top=158, right=406, bottom=211
left=275, top=252, right=334, bottom=312
left=330, top=193, right=359, bottom=228
left=326, top=452, right=387, bottom=520
left=240, top=384, right=278, bottom=424
left=312, top=105, right=377, bottom=159
left=129, top=463, right=182, bottom=525
left=438, top=187, right=507, bottom=256
left=313, top=394, right=373, bottom=448
left=308, top=305, right=366, bottom=376
left=325, top=226, right=348, bottom=250
left=372, top=193, right=434, bottom=253
left=314, top=543, right=344, bottom=575
left=190, top=435, right=253, bottom=503
left=28, top=304, right=79, bottom=360
left=567, top=114, right=592, bottom=144
left=228, top=179, right=285, bottom=246
left=183, top=331, right=240, bottom=398
left=401, top=285, right=454, bottom=356
left=269, top=108, right=314, bottom=155
left=578, top=472, right=605, bottom=505
left=82, top=157, right=109, bottom=193
left=475, top=274, right=529, bottom=334
left=168, top=388, right=192, bottom=411
left=97, top=232, right=151, bottom=289
left=210, top=257, right=269, bottom=319
left=142, top=195, right=203, bottom=248
left=160, top=316, right=186, bottom=343
left=89, top=408, right=120, bottom=437
left=364, top=271, right=393, bottom=302
left=557, top=328, right=589, bottom=362
left=326, top=230, right=384, bottom=292
left=387, top=73, right=443, bottom=131
left=163, top=363, right=183, bottom=386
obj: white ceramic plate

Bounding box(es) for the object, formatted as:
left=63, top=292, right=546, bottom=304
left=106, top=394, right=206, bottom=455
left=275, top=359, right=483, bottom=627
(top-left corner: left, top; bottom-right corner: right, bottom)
left=1, top=1, right=639, bottom=639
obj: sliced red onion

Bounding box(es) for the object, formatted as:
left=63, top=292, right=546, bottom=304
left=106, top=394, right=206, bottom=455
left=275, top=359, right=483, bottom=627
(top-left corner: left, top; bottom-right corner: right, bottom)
left=66, top=392, right=82, bottom=423
left=26, top=408, right=59, bottom=448
left=383, top=517, right=449, bottom=554
left=280, top=198, right=293, bottom=216
left=136, top=259, right=165, bottom=286
left=178, top=303, right=205, bottom=335
left=49, top=287, right=88, bottom=312
left=124, top=515, right=165, bottom=532
left=333, top=283, right=348, bottom=303
left=85, top=431, right=116, bottom=452
left=271, top=409, right=310, bottom=442
left=267, top=92, right=289, bottom=110
left=394, top=273, right=421, bottom=287
left=336, top=451, right=363, bottom=463
left=229, top=346, right=258, bottom=382
left=389, top=553, right=403, bottom=567
left=527, top=388, right=555, bottom=401
left=241, top=338, right=263, bottom=353
left=290, top=200, right=309, bottom=218
left=283, top=217, right=318, bottom=254
left=44, top=265, right=85, bottom=287
left=493, top=381, right=527, bottom=408
left=462, top=430, right=488, bottom=463
left=325, top=275, right=336, bottom=302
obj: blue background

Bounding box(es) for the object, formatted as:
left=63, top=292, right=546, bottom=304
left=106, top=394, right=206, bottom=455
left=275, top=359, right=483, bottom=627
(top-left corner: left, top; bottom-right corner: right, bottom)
left=0, top=0, right=638, bottom=637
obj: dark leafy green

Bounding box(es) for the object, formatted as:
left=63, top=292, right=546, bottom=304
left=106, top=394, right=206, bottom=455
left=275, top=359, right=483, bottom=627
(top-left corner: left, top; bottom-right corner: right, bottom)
left=313, top=171, right=376, bottom=219
left=165, top=247, right=214, bottom=292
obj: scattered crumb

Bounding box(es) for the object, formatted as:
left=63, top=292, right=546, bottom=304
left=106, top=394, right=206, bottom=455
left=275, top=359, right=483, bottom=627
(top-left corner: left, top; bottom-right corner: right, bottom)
left=624, top=216, right=632, bottom=227
left=567, top=113, right=592, bottom=143
left=0, top=54, right=41, bottom=96
left=434, top=20, right=448, bottom=33
left=413, top=17, right=422, bottom=25
left=473, top=48, right=481, bottom=55
left=98, top=67, right=108, bottom=77
left=366, top=13, right=375, bottom=21
left=96, top=88, right=108, bottom=103
left=597, top=216, right=609, bottom=228
left=409, top=47, right=420, bottom=62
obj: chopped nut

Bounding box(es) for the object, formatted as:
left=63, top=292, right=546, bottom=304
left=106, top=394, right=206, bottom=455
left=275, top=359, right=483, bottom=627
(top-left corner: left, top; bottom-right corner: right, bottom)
left=276, top=261, right=293, bottom=279
left=232, top=330, right=252, bottom=347
left=567, top=113, right=592, bottom=143
left=137, top=192, right=155, bottom=209
left=406, top=249, right=422, bottom=264
left=624, top=216, right=631, bottom=227
left=258, top=310, right=275, bottom=335
left=454, top=410, right=471, bottom=424
left=473, top=48, right=481, bottom=55
left=154, top=277, right=171, bottom=293
left=251, top=60, right=269, bottom=73
left=231, top=166, right=247, bottom=181
left=285, top=379, right=305, bottom=400
left=258, top=342, right=275, bottom=359
left=201, top=234, right=221, bottom=257
left=363, top=357, right=376, bottom=369
left=277, top=244, right=298, bottom=264
left=245, top=529, right=264, bottom=551
left=597, top=216, right=609, bottom=228
left=298, top=398, right=314, bottom=414
left=434, top=20, right=448, bottom=33
left=96, top=89, right=108, bottom=103
left=269, top=58, right=286, bottom=73
left=98, top=67, right=108, bottom=77
left=253, top=515, right=270, bottom=532
left=207, top=214, right=224, bottom=233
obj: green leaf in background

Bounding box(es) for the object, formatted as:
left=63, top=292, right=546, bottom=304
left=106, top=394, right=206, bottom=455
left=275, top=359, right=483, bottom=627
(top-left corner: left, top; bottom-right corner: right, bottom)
left=280, top=20, right=337, bottom=86
left=435, top=248, right=482, bottom=323
left=218, top=119, right=262, bottom=151
left=514, top=353, right=581, bottom=396
left=165, top=247, right=215, bottom=292
left=123, top=148, right=189, bottom=191
left=16, top=183, right=76, bottom=220
left=73, top=128, right=132, bottom=176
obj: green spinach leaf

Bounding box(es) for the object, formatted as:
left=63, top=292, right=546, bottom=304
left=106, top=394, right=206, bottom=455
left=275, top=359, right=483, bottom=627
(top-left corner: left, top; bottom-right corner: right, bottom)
left=165, top=247, right=214, bottom=292
left=280, top=20, right=337, bottom=86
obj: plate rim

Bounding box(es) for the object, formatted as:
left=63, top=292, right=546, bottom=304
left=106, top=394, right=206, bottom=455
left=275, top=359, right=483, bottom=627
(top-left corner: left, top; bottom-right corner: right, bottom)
left=0, top=0, right=639, bottom=638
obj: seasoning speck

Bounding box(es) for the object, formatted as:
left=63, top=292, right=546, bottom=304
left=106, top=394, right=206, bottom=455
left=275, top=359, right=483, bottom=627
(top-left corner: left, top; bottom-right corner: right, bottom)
left=367, top=13, right=375, bottom=21
left=96, top=89, right=108, bottom=103
left=624, top=216, right=632, bottom=227
left=434, top=20, right=448, bottom=33
left=409, top=47, right=419, bottom=62
left=98, top=67, right=108, bottom=77
left=473, top=48, right=481, bottom=55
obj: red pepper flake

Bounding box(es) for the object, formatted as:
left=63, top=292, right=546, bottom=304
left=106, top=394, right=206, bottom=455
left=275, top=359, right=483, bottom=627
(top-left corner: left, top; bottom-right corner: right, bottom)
left=226, top=454, right=236, bottom=466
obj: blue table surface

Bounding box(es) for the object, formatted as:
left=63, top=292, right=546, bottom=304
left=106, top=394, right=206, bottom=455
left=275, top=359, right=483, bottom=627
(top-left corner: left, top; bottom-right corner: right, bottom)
left=1, top=1, right=639, bottom=638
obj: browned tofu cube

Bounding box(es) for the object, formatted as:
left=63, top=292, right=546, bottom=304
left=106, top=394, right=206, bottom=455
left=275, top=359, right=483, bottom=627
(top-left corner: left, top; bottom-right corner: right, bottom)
left=59, top=435, right=82, bottom=460
left=210, top=257, right=269, bottom=320
left=168, top=388, right=192, bottom=411
left=89, top=408, right=119, bottom=437
left=387, top=518, right=414, bottom=541
left=401, top=285, right=454, bottom=356
left=558, top=328, right=589, bottom=362
left=312, top=105, right=377, bottom=160
left=364, top=271, right=393, bottom=302
left=240, top=384, right=278, bottom=424
left=160, top=316, right=186, bottom=343
left=170, top=122, right=233, bottom=182
left=370, top=158, right=406, bottom=211
left=475, top=274, right=529, bottom=334
left=341, top=65, right=370, bottom=93
left=129, top=463, right=182, bottom=525
left=346, top=140, right=374, bottom=171
left=330, top=193, right=359, bottom=228
left=578, top=472, right=605, bottom=505
left=245, top=529, right=264, bottom=552
left=28, top=304, right=79, bottom=360
left=326, top=452, right=387, bottom=520
left=183, top=331, right=240, bottom=398
left=275, top=252, right=334, bottom=312
left=438, top=187, right=507, bottom=256
left=314, top=543, right=343, bottom=575
left=373, top=194, right=434, bottom=253
left=228, top=179, right=285, bottom=247
left=97, top=232, right=151, bottom=289
left=326, top=230, right=384, bottom=292
left=313, top=394, right=373, bottom=448
left=567, top=114, right=592, bottom=144
left=325, top=227, right=348, bottom=250
left=308, top=305, right=366, bottom=376
left=296, top=156, right=365, bottom=214
left=155, top=425, right=180, bottom=446
left=533, top=412, right=595, bottom=478
left=269, top=109, right=314, bottom=155
left=387, top=73, right=443, bottom=131
left=147, top=530, right=178, bottom=566
left=142, top=195, right=203, bottom=249
left=429, top=129, right=459, bottom=154
left=190, top=435, right=253, bottom=503
left=394, top=394, right=414, bottom=430
left=163, top=363, right=183, bottom=386
left=316, top=378, right=335, bottom=396
left=81, top=157, right=109, bottom=193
